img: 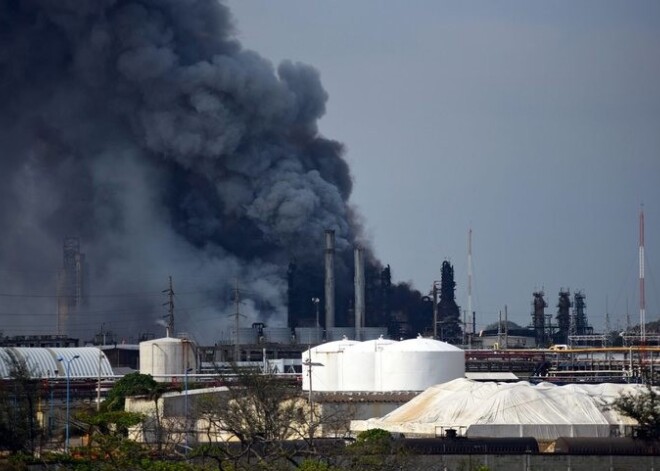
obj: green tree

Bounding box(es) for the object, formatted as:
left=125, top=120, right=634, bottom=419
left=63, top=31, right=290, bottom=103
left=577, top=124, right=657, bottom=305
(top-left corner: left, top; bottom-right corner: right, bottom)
left=613, top=383, right=660, bottom=439
left=345, top=429, right=408, bottom=471
left=297, top=458, right=343, bottom=471
left=75, top=408, right=145, bottom=460
left=103, top=372, right=165, bottom=412
left=0, top=354, right=42, bottom=454
left=100, top=372, right=178, bottom=456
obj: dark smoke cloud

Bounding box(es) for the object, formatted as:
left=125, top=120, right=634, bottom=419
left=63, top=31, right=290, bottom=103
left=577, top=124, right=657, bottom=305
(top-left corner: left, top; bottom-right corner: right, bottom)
left=0, top=0, right=366, bottom=343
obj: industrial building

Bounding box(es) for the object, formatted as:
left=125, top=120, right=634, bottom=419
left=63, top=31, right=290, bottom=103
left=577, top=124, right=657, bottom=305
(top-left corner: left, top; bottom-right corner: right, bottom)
left=0, top=346, right=112, bottom=379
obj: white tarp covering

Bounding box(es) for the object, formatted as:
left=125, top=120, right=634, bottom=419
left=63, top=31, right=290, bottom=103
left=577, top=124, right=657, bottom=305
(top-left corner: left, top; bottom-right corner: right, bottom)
left=351, top=378, right=646, bottom=440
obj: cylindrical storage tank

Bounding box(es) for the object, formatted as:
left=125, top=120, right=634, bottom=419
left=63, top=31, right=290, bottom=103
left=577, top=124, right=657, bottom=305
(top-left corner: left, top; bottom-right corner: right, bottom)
left=139, top=337, right=196, bottom=382
left=262, top=327, right=292, bottom=344
left=342, top=337, right=397, bottom=391
left=231, top=328, right=258, bottom=345
left=378, top=337, right=464, bottom=391
left=357, top=327, right=388, bottom=341
left=295, top=327, right=323, bottom=345
left=301, top=338, right=359, bottom=392
left=326, top=327, right=355, bottom=341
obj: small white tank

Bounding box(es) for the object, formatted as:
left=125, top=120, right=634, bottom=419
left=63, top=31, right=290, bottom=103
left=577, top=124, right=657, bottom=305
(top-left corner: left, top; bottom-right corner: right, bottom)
left=139, top=337, right=196, bottom=382
left=301, top=338, right=359, bottom=392
left=378, top=337, right=464, bottom=391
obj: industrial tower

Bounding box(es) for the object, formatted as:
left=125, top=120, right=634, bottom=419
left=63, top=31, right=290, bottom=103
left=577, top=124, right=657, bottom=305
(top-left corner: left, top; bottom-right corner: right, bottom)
left=56, top=237, right=87, bottom=335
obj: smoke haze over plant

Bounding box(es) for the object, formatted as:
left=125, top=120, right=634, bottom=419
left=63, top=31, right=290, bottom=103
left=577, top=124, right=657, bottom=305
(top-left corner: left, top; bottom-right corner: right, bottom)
left=0, top=0, right=376, bottom=342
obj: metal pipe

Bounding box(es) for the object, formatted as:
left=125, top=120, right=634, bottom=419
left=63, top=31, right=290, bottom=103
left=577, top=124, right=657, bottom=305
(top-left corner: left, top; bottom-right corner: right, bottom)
left=58, top=355, right=80, bottom=453
left=184, top=367, right=193, bottom=452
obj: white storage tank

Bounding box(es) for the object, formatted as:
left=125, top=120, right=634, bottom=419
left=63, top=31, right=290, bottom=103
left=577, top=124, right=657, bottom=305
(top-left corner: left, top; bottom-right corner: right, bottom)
left=139, top=337, right=196, bottom=382
left=262, top=327, right=292, bottom=344
left=342, top=337, right=397, bottom=391
left=302, top=338, right=359, bottom=392
left=378, top=337, right=464, bottom=391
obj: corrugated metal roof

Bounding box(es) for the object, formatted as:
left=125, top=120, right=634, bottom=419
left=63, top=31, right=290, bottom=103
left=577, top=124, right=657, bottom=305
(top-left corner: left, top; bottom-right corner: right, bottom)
left=0, top=349, right=14, bottom=378
left=0, top=347, right=114, bottom=379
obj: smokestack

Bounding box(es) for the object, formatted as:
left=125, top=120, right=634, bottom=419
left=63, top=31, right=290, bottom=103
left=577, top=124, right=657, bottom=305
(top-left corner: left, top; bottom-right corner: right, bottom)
left=354, top=246, right=365, bottom=337
left=324, top=230, right=336, bottom=329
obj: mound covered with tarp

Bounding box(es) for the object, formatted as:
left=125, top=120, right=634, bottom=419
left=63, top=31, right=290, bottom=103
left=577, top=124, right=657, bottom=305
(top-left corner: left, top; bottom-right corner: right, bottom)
left=351, top=378, right=645, bottom=440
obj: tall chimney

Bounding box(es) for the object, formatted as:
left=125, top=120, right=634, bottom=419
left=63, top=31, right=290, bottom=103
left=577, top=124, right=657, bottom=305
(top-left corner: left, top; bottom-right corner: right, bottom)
left=324, top=230, right=335, bottom=329
left=354, top=246, right=365, bottom=338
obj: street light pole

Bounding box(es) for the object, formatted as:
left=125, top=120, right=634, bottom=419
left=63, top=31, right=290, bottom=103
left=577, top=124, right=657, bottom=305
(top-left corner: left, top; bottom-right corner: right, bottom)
left=57, top=355, right=80, bottom=453
left=184, top=367, right=193, bottom=451
left=97, top=350, right=103, bottom=412
left=303, top=353, right=323, bottom=441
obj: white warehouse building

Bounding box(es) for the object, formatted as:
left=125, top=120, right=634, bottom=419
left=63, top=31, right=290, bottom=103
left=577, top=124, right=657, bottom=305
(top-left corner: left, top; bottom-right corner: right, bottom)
left=302, top=336, right=465, bottom=392
left=0, top=347, right=113, bottom=378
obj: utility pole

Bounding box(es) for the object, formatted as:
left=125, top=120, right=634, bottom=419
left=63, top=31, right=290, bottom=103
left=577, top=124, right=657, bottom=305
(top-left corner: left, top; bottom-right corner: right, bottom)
left=467, top=228, right=473, bottom=344
left=303, top=353, right=324, bottom=441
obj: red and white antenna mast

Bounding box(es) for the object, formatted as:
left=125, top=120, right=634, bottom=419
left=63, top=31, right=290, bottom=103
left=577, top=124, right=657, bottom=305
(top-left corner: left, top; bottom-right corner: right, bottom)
left=467, top=228, right=473, bottom=334
left=639, top=204, right=646, bottom=342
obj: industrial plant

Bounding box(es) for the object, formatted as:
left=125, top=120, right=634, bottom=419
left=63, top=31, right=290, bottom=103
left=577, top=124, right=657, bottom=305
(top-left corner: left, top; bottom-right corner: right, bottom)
left=0, top=0, right=658, bottom=468
left=1, top=226, right=658, bottom=457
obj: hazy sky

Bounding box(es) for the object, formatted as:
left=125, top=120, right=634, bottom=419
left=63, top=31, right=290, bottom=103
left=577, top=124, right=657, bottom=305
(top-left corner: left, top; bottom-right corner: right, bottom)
left=226, top=1, right=660, bottom=332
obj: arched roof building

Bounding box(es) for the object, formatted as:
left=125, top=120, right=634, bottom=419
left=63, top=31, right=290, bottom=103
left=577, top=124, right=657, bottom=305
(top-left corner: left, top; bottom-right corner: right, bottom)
left=0, top=347, right=113, bottom=379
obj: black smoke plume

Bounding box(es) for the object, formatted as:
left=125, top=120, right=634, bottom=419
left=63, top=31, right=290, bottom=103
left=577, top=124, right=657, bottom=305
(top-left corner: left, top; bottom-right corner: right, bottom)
left=0, top=0, right=380, bottom=343
left=0, top=0, right=432, bottom=344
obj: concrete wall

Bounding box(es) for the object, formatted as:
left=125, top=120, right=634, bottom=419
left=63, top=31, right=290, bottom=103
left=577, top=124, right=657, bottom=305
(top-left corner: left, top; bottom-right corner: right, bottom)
left=318, top=400, right=410, bottom=437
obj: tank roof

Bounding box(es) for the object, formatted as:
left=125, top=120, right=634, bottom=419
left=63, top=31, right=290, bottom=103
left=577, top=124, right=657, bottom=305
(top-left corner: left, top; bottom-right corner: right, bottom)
left=307, top=338, right=360, bottom=353
left=385, top=337, right=463, bottom=352
left=139, top=336, right=191, bottom=345
left=349, top=338, right=397, bottom=351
